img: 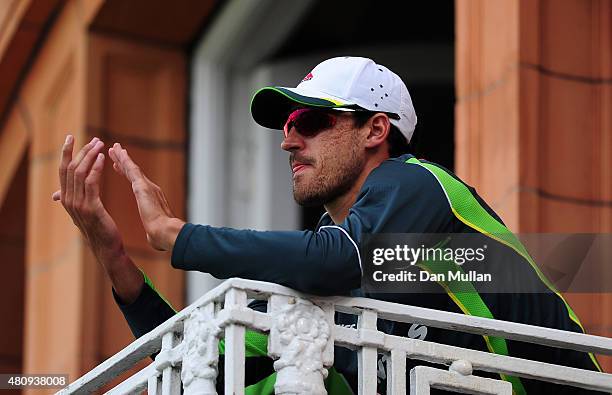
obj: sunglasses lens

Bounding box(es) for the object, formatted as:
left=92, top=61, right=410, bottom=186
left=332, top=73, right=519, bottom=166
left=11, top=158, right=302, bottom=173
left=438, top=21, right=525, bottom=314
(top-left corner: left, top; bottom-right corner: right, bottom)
left=284, top=110, right=336, bottom=138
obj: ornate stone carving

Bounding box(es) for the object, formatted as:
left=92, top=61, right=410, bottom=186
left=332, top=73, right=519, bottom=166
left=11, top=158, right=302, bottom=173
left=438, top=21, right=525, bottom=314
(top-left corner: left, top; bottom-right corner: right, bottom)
left=271, top=298, right=332, bottom=395
left=181, top=305, right=221, bottom=395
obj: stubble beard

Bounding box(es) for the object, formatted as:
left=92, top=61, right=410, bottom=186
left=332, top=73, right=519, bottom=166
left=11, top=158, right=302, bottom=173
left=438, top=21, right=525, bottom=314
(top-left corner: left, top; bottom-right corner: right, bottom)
left=293, top=148, right=365, bottom=207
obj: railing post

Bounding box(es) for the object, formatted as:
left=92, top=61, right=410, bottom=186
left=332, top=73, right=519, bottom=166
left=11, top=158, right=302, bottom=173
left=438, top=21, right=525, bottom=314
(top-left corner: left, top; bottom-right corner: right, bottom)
left=181, top=303, right=220, bottom=395
left=224, top=288, right=247, bottom=395
left=358, top=309, right=382, bottom=395
left=160, top=332, right=182, bottom=394
left=268, top=295, right=334, bottom=395
left=148, top=331, right=181, bottom=395
left=387, top=350, right=407, bottom=395
left=148, top=375, right=161, bottom=395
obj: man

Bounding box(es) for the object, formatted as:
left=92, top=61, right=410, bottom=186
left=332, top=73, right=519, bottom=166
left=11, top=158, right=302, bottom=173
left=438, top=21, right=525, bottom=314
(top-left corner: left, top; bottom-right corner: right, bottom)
left=54, top=57, right=601, bottom=394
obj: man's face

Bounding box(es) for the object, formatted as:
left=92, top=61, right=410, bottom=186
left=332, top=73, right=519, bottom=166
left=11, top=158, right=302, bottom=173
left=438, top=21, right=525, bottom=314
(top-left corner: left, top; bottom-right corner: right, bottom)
left=281, top=110, right=366, bottom=207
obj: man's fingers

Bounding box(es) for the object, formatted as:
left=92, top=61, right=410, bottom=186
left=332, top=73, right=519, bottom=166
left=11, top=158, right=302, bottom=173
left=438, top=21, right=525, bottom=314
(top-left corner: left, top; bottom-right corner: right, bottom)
left=108, top=145, right=117, bottom=162
left=122, top=150, right=143, bottom=183
left=113, top=143, right=143, bottom=183
left=59, top=135, right=74, bottom=200
left=75, top=140, right=104, bottom=180
left=84, top=153, right=105, bottom=200
left=71, top=136, right=99, bottom=170
left=112, top=162, right=122, bottom=175
left=73, top=140, right=104, bottom=204
left=108, top=146, right=124, bottom=176
left=66, top=136, right=98, bottom=205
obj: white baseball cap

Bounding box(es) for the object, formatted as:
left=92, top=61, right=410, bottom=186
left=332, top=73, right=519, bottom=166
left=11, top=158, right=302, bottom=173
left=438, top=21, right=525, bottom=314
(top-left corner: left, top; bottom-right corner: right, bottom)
left=251, top=56, right=417, bottom=142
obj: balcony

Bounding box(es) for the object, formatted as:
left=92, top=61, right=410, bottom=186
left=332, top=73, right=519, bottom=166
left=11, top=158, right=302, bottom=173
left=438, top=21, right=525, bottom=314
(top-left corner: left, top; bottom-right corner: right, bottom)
left=57, top=278, right=612, bottom=394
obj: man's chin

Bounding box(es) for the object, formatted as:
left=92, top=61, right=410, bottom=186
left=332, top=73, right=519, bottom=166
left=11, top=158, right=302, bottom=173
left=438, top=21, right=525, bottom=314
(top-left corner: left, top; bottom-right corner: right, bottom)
left=293, top=189, right=328, bottom=207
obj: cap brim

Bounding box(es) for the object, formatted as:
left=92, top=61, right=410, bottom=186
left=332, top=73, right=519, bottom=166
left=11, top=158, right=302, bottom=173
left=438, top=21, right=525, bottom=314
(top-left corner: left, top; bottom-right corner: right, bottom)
left=250, top=87, right=351, bottom=130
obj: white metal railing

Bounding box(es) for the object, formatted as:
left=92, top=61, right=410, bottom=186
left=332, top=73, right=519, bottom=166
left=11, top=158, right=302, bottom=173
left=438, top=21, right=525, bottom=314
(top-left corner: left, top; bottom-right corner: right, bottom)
left=57, top=278, right=612, bottom=394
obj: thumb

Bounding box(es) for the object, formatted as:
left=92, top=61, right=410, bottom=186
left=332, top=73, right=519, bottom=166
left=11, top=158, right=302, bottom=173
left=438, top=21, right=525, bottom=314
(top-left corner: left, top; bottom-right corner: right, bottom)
left=52, top=190, right=61, bottom=201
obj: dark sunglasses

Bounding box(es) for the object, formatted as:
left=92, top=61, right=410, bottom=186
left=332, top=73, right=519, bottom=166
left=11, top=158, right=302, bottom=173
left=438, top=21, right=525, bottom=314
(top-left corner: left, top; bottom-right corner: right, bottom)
left=283, top=108, right=400, bottom=139
left=283, top=109, right=339, bottom=138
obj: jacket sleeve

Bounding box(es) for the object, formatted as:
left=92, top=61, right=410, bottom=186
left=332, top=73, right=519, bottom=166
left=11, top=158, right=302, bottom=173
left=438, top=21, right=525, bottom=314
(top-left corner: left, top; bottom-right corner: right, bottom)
left=112, top=272, right=177, bottom=339
left=170, top=159, right=451, bottom=295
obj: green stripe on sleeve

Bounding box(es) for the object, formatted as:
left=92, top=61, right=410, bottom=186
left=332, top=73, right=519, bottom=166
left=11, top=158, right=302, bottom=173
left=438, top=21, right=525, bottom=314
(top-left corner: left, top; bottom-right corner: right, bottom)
left=139, top=268, right=177, bottom=313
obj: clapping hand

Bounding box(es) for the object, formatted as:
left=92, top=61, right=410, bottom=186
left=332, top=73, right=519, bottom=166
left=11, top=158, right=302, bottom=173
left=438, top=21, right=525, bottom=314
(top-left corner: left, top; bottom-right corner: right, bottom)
left=53, top=135, right=143, bottom=303
left=108, top=143, right=184, bottom=251
left=52, top=135, right=124, bottom=259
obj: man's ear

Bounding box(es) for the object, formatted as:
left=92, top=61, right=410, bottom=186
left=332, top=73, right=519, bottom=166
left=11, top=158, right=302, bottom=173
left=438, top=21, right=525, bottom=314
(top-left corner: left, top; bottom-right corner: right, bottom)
left=364, top=113, right=391, bottom=149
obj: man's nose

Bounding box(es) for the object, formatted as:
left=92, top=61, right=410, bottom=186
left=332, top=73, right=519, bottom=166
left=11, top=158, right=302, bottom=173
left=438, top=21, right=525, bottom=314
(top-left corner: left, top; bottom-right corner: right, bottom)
left=280, top=128, right=305, bottom=152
